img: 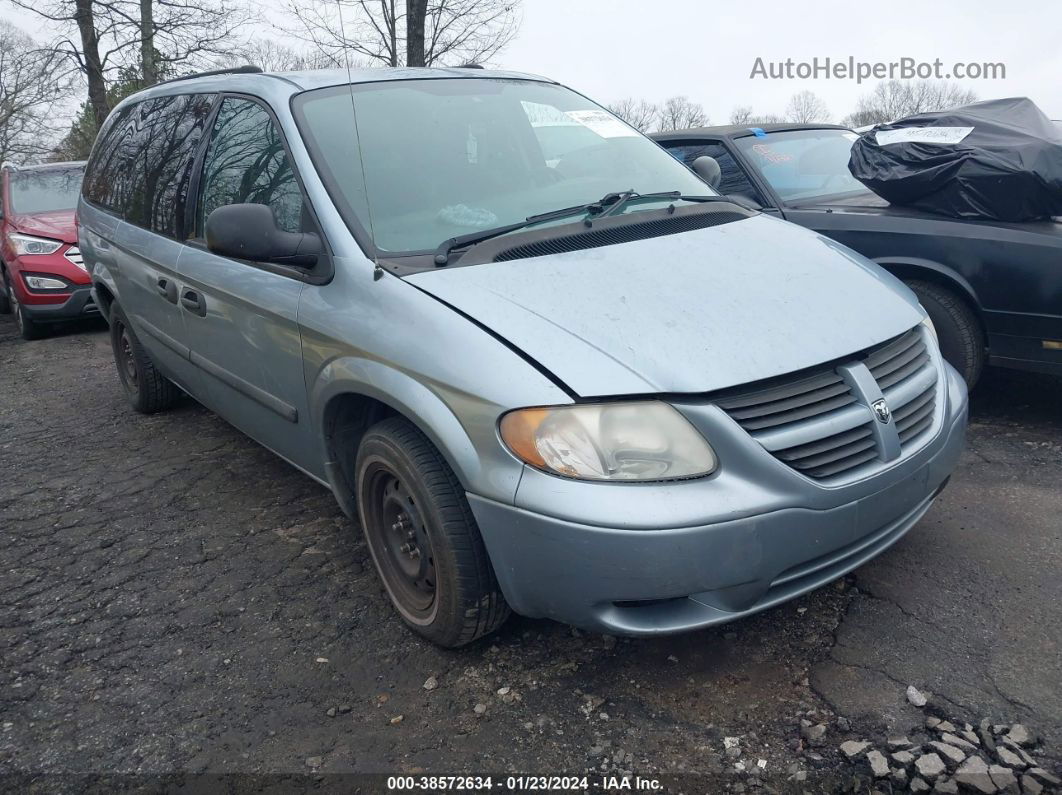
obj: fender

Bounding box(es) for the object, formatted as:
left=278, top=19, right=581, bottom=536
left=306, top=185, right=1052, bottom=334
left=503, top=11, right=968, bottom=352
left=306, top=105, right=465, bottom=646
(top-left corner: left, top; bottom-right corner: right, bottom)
left=309, top=356, right=529, bottom=510
left=872, top=255, right=983, bottom=311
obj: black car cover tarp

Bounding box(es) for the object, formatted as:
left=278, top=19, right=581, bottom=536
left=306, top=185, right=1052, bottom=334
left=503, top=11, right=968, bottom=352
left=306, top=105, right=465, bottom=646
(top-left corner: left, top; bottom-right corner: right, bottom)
left=848, top=97, right=1062, bottom=222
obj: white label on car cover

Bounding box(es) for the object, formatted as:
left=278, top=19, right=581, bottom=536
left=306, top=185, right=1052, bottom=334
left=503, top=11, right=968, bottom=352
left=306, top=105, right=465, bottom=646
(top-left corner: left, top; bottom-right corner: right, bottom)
left=875, top=126, right=975, bottom=145
left=565, top=110, right=640, bottom=138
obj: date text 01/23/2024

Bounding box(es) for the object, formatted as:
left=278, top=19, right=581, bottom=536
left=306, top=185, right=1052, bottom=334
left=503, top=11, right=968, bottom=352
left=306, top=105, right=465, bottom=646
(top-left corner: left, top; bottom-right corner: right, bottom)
left=387, top=775, right=665, bottom=791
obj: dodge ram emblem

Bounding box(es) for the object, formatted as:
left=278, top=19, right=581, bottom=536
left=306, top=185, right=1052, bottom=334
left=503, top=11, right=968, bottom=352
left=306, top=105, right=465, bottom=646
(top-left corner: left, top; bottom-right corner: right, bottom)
left=872, top=398, right=892, bottom=424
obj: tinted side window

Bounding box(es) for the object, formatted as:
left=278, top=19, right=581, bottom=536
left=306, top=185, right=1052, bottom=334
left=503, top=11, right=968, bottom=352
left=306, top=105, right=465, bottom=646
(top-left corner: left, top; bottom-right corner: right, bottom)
left=664, top=142, right=764, bottom=203
left=83, top=94, right=215, bottom=234
left=197, top=98, right=303, bottom=236
left=83, top=105, right=136, bottom=214
left=126, top=94, right=216, bottom=237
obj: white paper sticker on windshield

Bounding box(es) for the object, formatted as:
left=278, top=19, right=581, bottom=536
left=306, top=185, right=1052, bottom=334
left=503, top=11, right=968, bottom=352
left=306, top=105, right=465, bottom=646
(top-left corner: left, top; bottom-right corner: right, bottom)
left=565, top=110, right=640, bottom=138
left=875, top=126, right=974, bottom=146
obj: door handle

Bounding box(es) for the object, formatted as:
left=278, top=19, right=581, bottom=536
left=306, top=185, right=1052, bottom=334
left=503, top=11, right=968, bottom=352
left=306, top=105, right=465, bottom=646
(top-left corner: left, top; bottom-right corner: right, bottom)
left=180, top=288, right=207, bottom=317
left=156, top=277, right=178, bottom=304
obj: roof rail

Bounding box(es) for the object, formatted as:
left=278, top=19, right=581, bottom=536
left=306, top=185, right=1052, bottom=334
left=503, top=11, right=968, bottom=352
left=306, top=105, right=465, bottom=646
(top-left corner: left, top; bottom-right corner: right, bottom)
left=457, top=63, right=484, bottom=69
left=156, top=64, right=263, bottom=86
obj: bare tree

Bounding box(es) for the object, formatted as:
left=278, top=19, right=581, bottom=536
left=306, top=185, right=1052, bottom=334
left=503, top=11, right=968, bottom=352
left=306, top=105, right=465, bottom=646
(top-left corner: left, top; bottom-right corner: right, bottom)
left=606, top=98, right=658, bottom=133
left=656, top=95, right=708, bottom=131
left=843, top=80, right=978, bottom=127
left=0, top=22, right=76, bottom=163
left=785, top=90, right=830, bottom=123
left=406, top=0, right=427, bottom=66
left=729, top=105, right=785, bottom=126
left=285, top=0, right=520, bottom=68
left=729, top=105, right=753, bottom=125
left=226, top=40, right=340, bottom=72
left=11, top=0, right=249, bottom=127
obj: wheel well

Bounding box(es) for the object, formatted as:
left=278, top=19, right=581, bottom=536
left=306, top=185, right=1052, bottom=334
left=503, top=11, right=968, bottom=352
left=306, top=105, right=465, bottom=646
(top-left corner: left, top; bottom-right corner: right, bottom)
left=93, top=281, right=115, bottom=321
left=879, top=263, right=986, bottom=341
left=323, top=393, right=398, bottom=510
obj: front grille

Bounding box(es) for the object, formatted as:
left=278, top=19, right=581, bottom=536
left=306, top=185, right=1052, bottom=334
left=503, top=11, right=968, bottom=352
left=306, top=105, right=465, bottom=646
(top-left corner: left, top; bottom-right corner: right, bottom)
left=717, top=327, right=940, bottom=481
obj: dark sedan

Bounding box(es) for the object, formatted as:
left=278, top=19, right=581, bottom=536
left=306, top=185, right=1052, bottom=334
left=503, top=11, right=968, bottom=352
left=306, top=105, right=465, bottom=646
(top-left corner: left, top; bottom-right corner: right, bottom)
left=651, top=124, right=1062, bottom=386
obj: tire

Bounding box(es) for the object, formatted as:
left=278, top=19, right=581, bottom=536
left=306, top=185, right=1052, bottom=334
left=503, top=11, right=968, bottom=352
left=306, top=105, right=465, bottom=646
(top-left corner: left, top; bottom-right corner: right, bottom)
left=109, top=304, right=181, bottom=413
left=355, top=416, right=509, bottom=647
left=0, top=268, right=11, bottom=315
left=905, top=280, right=985, bottom=389
left=8, top=275, right=45, bottom=340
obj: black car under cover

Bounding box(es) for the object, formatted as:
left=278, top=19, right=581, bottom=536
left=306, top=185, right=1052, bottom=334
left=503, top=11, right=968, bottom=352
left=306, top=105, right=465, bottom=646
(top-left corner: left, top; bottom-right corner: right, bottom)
left=848, top=97, right=1062, bottom=222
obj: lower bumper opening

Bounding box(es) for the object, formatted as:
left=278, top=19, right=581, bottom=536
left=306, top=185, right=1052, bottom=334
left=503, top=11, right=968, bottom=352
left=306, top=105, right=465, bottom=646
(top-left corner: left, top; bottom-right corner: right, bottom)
left=612, top=597, right=685, bottom=611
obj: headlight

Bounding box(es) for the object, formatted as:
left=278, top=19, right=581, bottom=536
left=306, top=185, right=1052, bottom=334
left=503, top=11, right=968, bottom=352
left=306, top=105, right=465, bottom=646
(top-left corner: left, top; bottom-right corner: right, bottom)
left=920, top=313, right=937, bottom=340
left=8, top=233, right=63, bottom=256
left=499, top=401, right=717, bottom=481
left=23, top=275, right=67, bottom=290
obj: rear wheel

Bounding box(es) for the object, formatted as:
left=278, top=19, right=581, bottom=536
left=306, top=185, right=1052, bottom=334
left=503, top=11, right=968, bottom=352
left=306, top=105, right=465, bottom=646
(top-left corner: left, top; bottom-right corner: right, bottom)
left=109, top=304, right=180, bottom=413
left=905, top=280, right=985, bottom=389
left=355, top=416, right=509, bottom=647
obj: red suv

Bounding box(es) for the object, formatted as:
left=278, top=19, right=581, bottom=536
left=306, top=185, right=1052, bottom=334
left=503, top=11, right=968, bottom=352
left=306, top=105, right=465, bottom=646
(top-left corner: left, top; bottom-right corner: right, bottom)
left=1, top=161, right=96, bottom=339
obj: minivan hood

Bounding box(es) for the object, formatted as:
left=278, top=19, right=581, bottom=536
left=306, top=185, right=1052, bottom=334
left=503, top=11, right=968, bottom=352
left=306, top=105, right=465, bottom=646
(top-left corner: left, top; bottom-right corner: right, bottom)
left=407, top=214, right=924, bottom=397
left=10, top=210, right=77, bottom=244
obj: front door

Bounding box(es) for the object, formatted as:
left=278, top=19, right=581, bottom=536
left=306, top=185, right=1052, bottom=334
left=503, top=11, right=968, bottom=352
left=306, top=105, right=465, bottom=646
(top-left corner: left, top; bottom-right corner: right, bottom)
left=176, top=96, right=316, bottom=473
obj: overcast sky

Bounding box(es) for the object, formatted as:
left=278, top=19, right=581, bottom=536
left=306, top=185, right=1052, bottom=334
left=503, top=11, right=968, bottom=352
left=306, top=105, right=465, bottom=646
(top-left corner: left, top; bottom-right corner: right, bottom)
left=6, top=0, right=1061, bottom=121
left=489, top=0, right=1061, bottom=122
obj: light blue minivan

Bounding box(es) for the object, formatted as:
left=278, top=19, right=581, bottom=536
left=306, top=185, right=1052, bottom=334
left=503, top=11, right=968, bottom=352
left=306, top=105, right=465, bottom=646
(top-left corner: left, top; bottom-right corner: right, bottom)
left=79, top=66, right=968, bottom=646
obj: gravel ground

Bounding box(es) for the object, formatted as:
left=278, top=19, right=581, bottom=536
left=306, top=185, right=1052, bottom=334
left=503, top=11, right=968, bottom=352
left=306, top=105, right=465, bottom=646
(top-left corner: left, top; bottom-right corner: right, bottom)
left=1, top=315, right=1060, bottom=793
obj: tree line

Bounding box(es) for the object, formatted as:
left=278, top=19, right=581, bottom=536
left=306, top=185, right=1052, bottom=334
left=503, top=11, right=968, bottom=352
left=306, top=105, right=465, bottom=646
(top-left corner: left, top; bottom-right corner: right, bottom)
left=1, top=0, right=520, bottom=163
left=608, top=82, right=977, bottom=133
left=1, top=0, right=980, bottom=166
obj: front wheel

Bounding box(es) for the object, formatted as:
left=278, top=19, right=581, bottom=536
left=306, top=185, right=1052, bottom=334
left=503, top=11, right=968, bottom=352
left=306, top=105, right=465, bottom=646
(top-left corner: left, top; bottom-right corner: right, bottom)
left=905, top=280, right=985, bottom=389
left=0, top=268, right=12, bottom=314
left=355, top=416, right=509, bottom=647
left=10, top=285, right=45, bottom=341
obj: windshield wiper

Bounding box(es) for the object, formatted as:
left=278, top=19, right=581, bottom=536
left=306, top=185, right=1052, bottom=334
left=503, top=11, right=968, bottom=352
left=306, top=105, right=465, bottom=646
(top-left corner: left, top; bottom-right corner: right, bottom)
left=433, top=192, right=626, bottom=265
left=432, top=190, right=739, bottom=266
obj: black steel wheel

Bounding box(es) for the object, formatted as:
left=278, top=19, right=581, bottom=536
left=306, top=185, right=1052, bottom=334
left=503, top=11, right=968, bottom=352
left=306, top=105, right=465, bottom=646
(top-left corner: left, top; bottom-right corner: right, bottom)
left=356, top=416, right=509, bottom=647
left=109, top=303, right=180, bottom=413
left=370, top=470, right=438, bottom=619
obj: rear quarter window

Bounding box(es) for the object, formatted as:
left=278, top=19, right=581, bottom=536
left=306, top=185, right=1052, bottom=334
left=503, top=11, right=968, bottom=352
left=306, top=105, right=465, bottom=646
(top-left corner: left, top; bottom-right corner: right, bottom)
left=83, top=105, right=135, bottom=215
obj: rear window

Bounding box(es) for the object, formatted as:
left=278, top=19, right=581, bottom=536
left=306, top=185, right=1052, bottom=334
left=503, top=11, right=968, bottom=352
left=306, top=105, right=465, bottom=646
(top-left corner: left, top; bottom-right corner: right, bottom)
left=9, top=167, right=84, bottom=214
left=83, top=93, right=216, bottom=237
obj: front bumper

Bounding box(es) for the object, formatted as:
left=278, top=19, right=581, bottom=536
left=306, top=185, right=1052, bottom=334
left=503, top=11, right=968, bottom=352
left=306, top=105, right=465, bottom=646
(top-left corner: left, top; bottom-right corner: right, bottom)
left=18, top=285, right=99, bottom=323
left=469, top=363, right=968, bottom=635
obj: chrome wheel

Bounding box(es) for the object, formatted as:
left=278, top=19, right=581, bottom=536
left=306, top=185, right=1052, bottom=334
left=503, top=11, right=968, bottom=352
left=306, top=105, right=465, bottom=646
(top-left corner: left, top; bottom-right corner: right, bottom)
left=10, top=286, right=23, bottom=333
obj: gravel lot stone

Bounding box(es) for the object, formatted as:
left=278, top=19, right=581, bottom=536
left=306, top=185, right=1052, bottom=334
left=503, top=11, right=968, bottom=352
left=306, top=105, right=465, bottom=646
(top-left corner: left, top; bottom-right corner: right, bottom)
left=2, top=318, right=1061, bottom=790
left=915, top=752, right=947, bottom=781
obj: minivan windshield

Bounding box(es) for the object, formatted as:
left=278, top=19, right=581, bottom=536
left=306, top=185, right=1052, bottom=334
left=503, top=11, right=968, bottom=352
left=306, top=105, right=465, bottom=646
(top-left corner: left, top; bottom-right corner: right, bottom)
left=732, top=129, right=870, bottom=203
left=9, top=166, right=85, bottom=214
left=293, top=78, right=715, bottom=254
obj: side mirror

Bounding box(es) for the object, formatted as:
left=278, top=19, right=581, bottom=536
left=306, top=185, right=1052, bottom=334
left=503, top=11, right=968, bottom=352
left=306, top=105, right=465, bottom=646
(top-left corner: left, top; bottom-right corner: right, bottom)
left=690, top=155, right=722, bottom=190
left=205, top=203, right=321, bottom=268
